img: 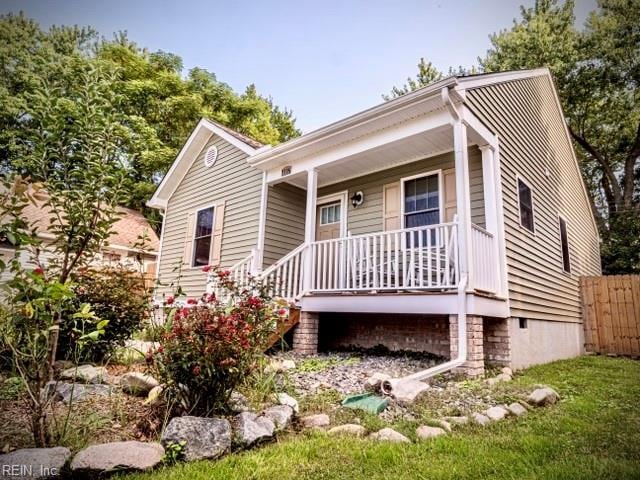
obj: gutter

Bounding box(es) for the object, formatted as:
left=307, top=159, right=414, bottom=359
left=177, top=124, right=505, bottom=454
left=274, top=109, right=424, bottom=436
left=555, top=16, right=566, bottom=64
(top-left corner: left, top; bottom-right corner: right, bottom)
left=381, top=85, right=469, bottom=396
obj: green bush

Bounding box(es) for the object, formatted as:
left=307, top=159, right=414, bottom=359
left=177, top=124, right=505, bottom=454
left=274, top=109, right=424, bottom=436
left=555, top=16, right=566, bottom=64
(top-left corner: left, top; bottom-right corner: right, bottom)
left=59, top=266, right=151, bottom=362
left=150, top=269, right=284, bottom=416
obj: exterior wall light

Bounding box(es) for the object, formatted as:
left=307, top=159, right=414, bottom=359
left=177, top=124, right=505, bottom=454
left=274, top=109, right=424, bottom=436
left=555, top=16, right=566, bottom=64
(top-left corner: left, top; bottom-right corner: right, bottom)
left=351, top=191, right=364, bottom=208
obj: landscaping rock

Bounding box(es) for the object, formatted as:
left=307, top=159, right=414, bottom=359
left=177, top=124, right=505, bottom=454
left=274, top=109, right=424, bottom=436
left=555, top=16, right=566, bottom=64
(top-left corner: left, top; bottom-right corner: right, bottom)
left=59, top=365, right=107, bottom=384
left=120, top=372, right=159, bottom=396
left=234, top=412, right=275, bottom=447
left=486, top=377, right=500, bottom=386
left=161, top=416, right=231, bottom=461
left=389, top=379, right=429, bottom=404
left=364, top=372, right=391, bottom=392
left=442, top=415, right=469, bottom=425
left=501, top=367, right=513, bottom=376
left=70, top=441, right=163, bottom=475
left=53, top=360, right=74, bottom=373
left=229, top=391, right=249, bottom=413
left=300, top=413, right=330, bottom=429
left=527, top=387, right=559, bottom=406
left=472, top=412, right=491, bottom=426
left=436, top=419, right=452, bottom=432
left=507, top=402, right=527, bottom=417
left=485, top=405, right=509, bottom=421
left=495, top=373, right=512, bottom=382
left=277, top=392, right=299, bottom=413
left=368, top=428, right=410, bottom=443
left=416, top=426, right=447, bottom=440
left=281, top=359, right=296, bottom=371
left=328, top=424, right=367, bottom=437
left=145, top=385, right=164, bottom=406
left=42, top=381, right=112, bottom=404
left=0, top=447, right=70, bottom=479
left=263, top=405, right=293, bottom=431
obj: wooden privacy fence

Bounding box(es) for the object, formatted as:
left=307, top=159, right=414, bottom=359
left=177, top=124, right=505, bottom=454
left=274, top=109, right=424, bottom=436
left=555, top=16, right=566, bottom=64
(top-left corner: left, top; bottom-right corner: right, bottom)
left=581, top=275, right=640, bottom=356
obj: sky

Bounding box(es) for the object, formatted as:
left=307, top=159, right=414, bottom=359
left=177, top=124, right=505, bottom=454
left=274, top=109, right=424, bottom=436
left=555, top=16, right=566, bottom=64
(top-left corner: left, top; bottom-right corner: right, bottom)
left=2, top=0, right=597, bottom=133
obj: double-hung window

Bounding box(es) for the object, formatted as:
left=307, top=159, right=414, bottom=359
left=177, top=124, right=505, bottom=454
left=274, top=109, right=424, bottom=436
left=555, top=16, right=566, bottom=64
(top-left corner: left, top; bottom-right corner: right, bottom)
left=404, top=173, right=440, bottom=245
left=192, top=206, right=214, bottom=267
left=559, top=216, right=571, bottom=273
left=517, top=177, right=535, bottom=233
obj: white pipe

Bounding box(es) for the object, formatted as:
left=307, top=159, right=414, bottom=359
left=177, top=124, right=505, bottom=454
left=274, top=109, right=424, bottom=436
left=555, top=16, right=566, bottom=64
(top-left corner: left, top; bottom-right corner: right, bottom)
left=380, top=273, right=468, bottom=395
left=381, top=84, right=470, bottom=395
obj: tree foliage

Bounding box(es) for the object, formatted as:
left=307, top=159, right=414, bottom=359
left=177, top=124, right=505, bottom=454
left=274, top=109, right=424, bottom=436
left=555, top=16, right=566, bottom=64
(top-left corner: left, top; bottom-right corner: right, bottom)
left=387, top=0, right=639, bottom=273
left=0, top=13, right=301, bottom=219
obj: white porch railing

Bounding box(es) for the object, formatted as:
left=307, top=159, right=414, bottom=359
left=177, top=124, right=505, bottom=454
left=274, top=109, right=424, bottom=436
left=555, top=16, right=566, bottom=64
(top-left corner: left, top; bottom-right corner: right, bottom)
left=471, top=224, right=499, bottom=293
left=261, top=243, right=306, bottom=301
left=208, top=251, right=255, bottom=300
left=310, top=223, right=459, bottom=292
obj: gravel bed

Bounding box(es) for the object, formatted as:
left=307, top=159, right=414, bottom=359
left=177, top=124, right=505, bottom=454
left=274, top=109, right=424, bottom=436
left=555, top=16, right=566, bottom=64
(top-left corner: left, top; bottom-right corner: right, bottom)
left=271, top=351, right=445, bottom=396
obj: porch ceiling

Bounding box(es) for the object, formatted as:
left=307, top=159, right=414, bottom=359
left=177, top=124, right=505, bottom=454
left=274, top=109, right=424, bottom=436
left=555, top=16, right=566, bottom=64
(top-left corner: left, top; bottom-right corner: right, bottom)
left=280, top=125, right=484, bottom=190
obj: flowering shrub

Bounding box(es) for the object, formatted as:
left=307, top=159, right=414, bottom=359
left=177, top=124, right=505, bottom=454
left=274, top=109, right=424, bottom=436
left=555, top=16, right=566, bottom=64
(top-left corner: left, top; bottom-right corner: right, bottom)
left=149, top=269, right=284, bottom=416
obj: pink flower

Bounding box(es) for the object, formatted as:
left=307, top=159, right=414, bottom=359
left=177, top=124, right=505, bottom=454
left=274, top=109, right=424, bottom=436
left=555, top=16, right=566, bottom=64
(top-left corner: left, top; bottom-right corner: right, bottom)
left=186, top=298, right=197, bottom=305
left=205, top=293, right=216, bottom=303
left=192, top=365, right=201, bottom=376
left=165, top=296, right=175, bottom=305
left=33, top=267, right=44, bottom=276
left=278, top=308, right=287, bottom=316
left=202, top=265, right=212, bottom=273
left=157, top=345, right=164, bottom=354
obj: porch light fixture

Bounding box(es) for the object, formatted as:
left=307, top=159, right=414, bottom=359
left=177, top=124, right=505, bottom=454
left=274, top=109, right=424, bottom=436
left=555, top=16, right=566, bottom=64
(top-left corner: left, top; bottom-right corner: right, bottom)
left=351, top=191, right=364, bottom=208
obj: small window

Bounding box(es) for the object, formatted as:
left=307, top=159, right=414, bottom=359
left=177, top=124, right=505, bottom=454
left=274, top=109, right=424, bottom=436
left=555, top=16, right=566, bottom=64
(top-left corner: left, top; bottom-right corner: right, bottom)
left=192, top=207, right=215, bottom=267
left=319, top=202, right=341, bottom=225
left=404, top=174, right=440, bottom=228
left=517, top=178, right=534, bottom=233
left=559, top=217, right=571, bottom=273
left=519, top=318, right=528, bottom=329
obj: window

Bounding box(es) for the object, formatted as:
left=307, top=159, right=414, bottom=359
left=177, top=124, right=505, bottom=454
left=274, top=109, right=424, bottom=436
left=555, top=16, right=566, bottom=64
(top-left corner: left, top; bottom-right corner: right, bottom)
left=519, top=318, right=528, bottom=329
left=319, top=202, right=341, bottom=225
left=559, top=216, right=571, bottom=273
left=192, top=207, right=215, bottom=267
left=404, top=174, right=440, bottom=228
left=517, top=178, right=534, bottom=232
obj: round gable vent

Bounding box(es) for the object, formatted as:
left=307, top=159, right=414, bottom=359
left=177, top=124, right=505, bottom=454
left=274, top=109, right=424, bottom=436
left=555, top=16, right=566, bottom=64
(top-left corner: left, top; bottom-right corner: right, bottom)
left=204, top=145, right=218, bottom=168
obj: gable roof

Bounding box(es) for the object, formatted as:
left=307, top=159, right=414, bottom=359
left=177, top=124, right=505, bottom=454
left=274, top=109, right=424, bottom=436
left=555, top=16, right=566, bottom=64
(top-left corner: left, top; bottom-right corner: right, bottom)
left=147, top=118, right=262, bottom=209
left=24, top=196, right=160, bottom=253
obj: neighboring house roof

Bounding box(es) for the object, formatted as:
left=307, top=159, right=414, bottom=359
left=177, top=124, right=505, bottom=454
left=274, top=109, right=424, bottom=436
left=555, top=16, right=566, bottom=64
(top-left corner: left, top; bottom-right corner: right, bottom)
left=23, top=196, right=160, bottom=253
left=147, top=118, right=265, bottom=209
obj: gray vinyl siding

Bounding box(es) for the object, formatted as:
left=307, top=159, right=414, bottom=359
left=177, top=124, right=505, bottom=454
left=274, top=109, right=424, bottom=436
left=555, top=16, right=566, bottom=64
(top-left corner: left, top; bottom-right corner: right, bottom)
left=263, top=182, right=306, bottom=267
left=318, top=148, right=485, bottom=235
left=158, top=134, right=262, bottom=297
left=465, top=75, right=601, bottom=323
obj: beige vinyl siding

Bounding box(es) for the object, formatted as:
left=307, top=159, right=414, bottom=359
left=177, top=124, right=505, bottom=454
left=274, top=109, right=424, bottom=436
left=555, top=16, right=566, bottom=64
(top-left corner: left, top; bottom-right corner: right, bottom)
left=263, top=182, right=306, bottom=267
left=318, top=148, right=485, bottom=235
left=158, top=134, right=262, bottom=297
left=465, top=75, right=601, bottom=323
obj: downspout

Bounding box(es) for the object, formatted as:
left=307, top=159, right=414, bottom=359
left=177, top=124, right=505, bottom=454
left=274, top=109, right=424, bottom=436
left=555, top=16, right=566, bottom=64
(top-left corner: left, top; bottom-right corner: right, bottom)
left=381, top=85, right=468, bottom=396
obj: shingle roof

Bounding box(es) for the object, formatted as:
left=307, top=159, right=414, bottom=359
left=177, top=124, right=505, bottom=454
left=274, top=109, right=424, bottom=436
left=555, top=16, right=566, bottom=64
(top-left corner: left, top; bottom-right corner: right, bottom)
left=23, top=195, right=160, bottom=253
left=206, top=119, right=264, bottom=149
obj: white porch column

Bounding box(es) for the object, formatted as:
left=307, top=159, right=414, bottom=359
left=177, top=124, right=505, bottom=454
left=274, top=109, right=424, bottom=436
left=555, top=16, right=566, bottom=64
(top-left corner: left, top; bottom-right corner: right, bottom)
left=453, top=120, right=473, bottom=285
left=302, top=168, right=318, bottom=292
left=255, top=171, right=268, bottom=272
left=480, top=146, right=498, bottom=235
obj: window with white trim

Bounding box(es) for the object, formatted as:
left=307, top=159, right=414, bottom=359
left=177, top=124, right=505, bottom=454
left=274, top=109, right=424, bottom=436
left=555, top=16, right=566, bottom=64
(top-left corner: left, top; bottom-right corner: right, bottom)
left=192, top=206, right=215, bottom=267
left=404, top=174, right=440, bottom=228
left=517, top=177, right=535, bottom=233
left=559, top=216, right=571, bottom=273
left=319, top=202, right=341, bottom=225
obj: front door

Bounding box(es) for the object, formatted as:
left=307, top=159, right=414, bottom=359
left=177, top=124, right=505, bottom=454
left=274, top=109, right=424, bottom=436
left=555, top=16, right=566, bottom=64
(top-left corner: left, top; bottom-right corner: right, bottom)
left=316, top=201, right=342, bottom=241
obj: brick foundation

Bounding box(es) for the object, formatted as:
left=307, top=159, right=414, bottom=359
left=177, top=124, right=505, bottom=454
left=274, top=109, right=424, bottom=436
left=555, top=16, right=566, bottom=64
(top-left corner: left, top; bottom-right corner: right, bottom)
left=483, top=318, right=511, bottom=367
left=318, top=313, right=450, bottom=357
left=292, top=311, right=319, bottom=355
left=450, top=315, right=485, bottom=377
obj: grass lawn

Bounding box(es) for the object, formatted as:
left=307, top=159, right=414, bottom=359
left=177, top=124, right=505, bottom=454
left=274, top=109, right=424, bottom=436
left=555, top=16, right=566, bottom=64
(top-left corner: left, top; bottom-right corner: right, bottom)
left=123, top=356, right=640, bottom=480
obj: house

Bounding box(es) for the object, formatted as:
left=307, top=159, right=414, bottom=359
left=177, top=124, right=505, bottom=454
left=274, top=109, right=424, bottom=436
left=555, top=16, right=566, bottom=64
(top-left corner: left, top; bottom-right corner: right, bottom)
left=0, top=195, right=160, bottom=280
left=148, top=68, right=601, bottom=375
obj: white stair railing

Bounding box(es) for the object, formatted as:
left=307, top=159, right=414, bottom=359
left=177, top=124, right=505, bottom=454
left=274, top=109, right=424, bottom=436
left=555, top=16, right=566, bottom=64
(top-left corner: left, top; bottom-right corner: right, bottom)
left=260, top=243, right=307, bottom=302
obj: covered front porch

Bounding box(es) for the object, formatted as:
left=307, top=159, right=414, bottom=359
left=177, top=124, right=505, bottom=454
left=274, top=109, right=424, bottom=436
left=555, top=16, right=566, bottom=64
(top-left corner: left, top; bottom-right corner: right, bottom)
left=247, top=86, right=506, bottom=305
